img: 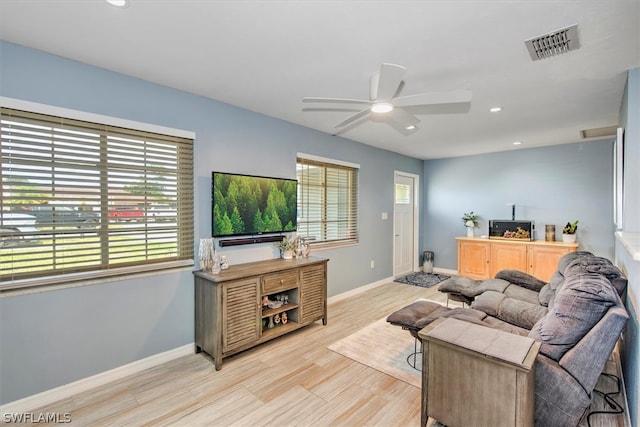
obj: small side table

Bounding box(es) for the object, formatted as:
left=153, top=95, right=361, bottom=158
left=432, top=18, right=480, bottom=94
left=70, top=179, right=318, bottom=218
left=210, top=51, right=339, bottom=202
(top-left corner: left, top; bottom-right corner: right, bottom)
left=418, top=318, right=540, bottom=427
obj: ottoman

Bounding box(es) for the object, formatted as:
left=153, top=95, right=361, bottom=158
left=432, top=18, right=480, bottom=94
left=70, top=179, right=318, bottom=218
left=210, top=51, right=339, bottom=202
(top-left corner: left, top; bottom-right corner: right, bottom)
left=386, top=300, right=452, bottom=369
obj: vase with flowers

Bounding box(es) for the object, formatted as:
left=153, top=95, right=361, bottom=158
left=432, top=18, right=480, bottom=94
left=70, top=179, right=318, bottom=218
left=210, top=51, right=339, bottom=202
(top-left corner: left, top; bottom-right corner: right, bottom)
left=462, top=211, right=479, bottom=238
left=275, top=236, right=296, bottom=259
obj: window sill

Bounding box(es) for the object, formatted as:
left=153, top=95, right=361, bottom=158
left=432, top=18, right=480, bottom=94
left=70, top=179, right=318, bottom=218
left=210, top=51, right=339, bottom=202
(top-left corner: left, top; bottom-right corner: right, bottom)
left=0, top=260, right=195, bottom=297
left=309, top=240, right=359, bottom=251
left=615, top=231, right=640, bottom=261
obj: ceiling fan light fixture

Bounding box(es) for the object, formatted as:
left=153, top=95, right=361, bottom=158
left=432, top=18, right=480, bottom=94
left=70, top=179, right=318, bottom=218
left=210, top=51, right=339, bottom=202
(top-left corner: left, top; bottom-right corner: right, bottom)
left=371, top=102, right=394, bottom=113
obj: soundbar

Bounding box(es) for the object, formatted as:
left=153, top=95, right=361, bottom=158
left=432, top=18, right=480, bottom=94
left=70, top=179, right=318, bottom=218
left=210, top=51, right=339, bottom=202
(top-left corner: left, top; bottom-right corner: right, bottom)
left=218, top=235, right=285, bottom=247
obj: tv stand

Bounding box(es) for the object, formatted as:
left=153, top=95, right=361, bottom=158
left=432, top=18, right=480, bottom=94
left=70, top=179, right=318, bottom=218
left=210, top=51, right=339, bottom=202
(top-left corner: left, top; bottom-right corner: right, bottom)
left=193, top=256, right=328, bottom=370
left=218, top=235, right=284, bottom=247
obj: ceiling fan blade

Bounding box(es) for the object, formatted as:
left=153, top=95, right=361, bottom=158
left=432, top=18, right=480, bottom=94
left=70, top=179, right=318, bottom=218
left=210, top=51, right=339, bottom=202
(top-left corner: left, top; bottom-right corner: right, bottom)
left=371, top=63, right=406, bottom=101
left=303, top=97, right=371, bottom=105
left=302, top=107, right=364, bottom=113
left=335, top=109, right=371, bottom=128
left=390, top=107, right=420, bottom=128
left=392, top=90, right=473, bottom=107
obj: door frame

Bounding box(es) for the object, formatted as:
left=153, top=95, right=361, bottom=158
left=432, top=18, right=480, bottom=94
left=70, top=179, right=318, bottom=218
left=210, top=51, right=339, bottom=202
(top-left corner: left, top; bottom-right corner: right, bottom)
left=393, top=170, right=420, bottom=277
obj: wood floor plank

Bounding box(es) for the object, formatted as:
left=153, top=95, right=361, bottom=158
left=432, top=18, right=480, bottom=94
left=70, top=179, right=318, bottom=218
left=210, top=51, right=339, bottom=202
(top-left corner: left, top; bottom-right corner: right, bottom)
left=14, top=279, right=626, bottom=427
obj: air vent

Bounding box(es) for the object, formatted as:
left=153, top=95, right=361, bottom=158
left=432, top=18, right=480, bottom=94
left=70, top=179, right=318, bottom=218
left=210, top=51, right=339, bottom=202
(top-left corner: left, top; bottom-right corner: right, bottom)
left=525, top=24, right=580, bottom=61
left=580, top=126, right=617, bottom=139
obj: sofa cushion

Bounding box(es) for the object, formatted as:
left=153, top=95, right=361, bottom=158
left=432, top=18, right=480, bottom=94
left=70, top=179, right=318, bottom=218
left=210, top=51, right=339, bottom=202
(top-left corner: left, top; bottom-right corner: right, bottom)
left=472, top=291, right=547, bottom=329
left=568, top=255, right=627, bottom=296
left=438, top=276, right=510, bottom=299
left=558, top=251, right=594, bottom=274
left=437, top=276, right=480, bottom=296
left=467, top=278, right=510, bottom=296
left=503, top=284, right=540, bottom=305
left=495, top=269, right=546, bottom=292
left=471, top=291, right=503, bottom=317
left=528, top=265, right=619, bottom=361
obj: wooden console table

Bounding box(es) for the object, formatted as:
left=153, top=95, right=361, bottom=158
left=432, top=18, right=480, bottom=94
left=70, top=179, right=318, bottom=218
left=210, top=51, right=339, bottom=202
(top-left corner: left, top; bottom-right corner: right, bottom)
left=193, top=256, right=328, bottom=370
left=419, top=318, right=540, bottom=427
left=457, top=237, right=578, bottom=281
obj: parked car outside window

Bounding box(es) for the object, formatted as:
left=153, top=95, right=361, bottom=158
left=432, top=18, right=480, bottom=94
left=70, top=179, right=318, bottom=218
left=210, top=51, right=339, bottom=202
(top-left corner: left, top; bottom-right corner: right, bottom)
left=108, top=205, right=144, bottom=222
left=148, top=205, right=177, bottom=222
left=14, top=205, right=99, bottom=229
left=0, top=213, right=39, bottom=247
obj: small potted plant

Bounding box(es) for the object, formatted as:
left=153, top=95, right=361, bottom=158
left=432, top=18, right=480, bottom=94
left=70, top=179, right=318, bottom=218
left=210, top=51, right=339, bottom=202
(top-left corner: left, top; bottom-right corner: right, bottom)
left=562, top=220, right=579, bottom=243
left=275, top=236, right=296, bottom=259
left=462, top=211, right=479, bottom=238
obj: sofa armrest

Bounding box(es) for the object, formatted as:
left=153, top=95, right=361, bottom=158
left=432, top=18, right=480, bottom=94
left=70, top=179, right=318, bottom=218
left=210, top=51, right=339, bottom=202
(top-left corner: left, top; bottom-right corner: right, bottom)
left=559, top=305, right=628, bottom=393
left=420, top=317, right=540, bottom=366
left=418, top=318, right=540, bottom=427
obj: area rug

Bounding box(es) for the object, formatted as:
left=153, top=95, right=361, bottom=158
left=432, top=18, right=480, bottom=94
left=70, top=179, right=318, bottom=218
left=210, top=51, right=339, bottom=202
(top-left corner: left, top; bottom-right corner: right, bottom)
left=328, top=317, right=421, bottom=388
left=395, top=272, right=450, bottom=288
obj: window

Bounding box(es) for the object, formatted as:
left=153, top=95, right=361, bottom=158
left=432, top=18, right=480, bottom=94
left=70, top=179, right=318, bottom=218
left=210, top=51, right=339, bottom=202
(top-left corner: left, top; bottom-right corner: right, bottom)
left=296, top=154, right=358, bottom=246
left=0, top=106, right=194, bottom=288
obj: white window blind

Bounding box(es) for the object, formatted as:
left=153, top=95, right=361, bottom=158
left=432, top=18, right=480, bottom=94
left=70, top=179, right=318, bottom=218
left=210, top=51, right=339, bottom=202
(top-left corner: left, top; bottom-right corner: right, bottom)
left=296, top=156, right=358, bottom=245
left=0, top=107, right=194, bottom=285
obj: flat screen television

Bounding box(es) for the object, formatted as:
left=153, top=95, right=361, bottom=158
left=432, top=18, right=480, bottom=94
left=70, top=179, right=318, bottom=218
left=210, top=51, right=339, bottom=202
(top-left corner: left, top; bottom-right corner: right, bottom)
left=212, top=171, right=297, bottom=238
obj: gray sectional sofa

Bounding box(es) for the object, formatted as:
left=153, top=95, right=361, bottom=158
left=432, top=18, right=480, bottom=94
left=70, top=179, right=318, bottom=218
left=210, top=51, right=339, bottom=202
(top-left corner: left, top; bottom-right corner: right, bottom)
left=391, top=252, right=629, bottom=426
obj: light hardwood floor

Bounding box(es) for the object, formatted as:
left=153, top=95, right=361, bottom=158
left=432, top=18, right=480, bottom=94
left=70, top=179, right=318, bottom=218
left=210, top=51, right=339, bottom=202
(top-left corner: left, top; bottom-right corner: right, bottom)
left=17, top=281, right=626, bottom=427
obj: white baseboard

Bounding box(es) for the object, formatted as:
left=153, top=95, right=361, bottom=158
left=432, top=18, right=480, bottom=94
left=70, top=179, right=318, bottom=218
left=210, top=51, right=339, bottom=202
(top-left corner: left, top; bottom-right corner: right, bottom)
left=328, top=276, right=393, bottom=304
left=434, top=267, right=457, bottom=276
left=0, top=344, right=194, bottom=414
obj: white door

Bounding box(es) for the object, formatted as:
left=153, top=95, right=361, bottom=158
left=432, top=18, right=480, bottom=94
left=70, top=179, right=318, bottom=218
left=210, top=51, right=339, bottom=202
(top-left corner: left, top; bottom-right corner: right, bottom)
left=394, top=172, right=418, bottom=277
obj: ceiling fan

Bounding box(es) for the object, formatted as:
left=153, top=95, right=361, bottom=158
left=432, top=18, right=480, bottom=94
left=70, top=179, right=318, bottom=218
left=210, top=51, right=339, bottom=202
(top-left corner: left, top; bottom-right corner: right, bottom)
left=302, top=63, right=472, bottom=135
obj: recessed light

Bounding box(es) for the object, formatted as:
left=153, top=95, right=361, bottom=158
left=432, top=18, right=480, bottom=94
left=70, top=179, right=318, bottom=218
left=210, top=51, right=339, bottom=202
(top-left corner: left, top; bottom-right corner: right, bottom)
left=513, top=141, right=522, bottom=145
left=370, top=102, right=394, bottom=113
left=489, top=107, right=502, bottom=113
left=106, top=0, right=129, bottom=7
left=405, top=125, right=416, bottom=130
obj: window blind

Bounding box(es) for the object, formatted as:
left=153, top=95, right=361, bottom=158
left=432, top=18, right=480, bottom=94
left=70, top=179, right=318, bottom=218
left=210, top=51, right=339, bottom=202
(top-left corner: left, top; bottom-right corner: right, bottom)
left=296, top=156, right=358, bottom=245
left=0, top=107, right=194, bottom=285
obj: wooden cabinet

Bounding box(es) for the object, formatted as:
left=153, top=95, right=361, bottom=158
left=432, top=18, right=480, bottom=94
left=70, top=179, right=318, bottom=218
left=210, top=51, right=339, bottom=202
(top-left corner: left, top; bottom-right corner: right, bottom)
left=457, top=237, right=577, bottom=281
left=527, top=245, right=573, bottom=283
left=489, top=242, right=528, bottom=278
left=457, top=239, right=491, bottom=278
left=194, top=257, right=328, bottom=370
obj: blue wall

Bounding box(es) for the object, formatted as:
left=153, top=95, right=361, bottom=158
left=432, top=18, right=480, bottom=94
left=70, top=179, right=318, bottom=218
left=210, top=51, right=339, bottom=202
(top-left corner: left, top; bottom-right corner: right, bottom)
left=617, top=67, right=640, bottom=427
left=0, top=41, right=423, bottom=404
left=423, top=140, right=616, bottom=270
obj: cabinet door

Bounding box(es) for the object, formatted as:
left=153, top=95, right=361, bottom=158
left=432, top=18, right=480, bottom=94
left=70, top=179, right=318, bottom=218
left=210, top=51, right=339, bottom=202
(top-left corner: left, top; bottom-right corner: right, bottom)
left=528, top=245, right=573, bottom=282
left=490, top=242, right=528, bottom=278
left=458, top=240, right=491, bottom=279
left=222, top=278, right=260, bottom=353
left=300, top=264, right=326, bottom=325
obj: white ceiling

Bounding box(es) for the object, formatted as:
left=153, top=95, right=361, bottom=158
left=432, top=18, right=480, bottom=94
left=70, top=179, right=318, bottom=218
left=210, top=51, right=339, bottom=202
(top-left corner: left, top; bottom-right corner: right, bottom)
left=1, top=0, right=639, bottom=159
